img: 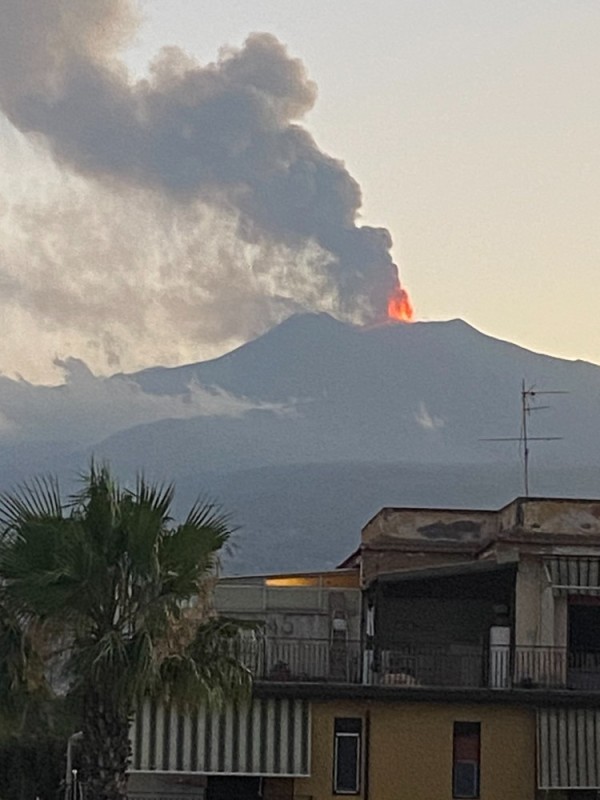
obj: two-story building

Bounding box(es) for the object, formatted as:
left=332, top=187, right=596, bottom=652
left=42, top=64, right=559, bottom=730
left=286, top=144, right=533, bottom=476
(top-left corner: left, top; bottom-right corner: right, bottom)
left=128, top=497, right=600, bottom=800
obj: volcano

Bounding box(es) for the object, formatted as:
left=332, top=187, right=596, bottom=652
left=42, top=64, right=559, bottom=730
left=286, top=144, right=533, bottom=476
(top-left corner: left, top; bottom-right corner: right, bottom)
left=118, top=313, right=600, bottom=470
left=1, top=314, right=600, bottom=572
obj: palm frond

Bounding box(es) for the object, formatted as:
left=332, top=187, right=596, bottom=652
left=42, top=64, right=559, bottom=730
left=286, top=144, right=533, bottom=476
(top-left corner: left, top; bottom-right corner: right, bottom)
left=157, top=516, right=230, bottom=602
left=133, top=474, right=175, bottom=522
left=0, top=475, right=63, bottom=533
left=184, top=495, right=235, bottom=534
left=0, top=461, right=251, bottom=772
left=119, top=476, right=175, bottom=579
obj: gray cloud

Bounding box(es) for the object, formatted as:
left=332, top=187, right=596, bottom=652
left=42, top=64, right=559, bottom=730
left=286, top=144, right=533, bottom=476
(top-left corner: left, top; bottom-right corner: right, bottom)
left=0, top=357, right=288, bottom=447
left=0, top=154, right=335, bottom=376
left=415, top=401, right=445, bottom=431
left=0, top=0, right=406, bottom=340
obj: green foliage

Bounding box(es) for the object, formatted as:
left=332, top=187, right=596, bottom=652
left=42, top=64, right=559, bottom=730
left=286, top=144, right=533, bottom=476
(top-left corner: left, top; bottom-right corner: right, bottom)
left=0, top=734, right=65, bottom=800
left=0, top=695, right=80, bottom=800
left=0, top=463, right=252, bottom=800
left=0, top=602, right=50, bottom=740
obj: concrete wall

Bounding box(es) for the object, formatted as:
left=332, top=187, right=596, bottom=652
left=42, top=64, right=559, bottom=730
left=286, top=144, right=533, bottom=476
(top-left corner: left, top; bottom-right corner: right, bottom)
left=214, top=584, right=362, bottom=641
left=514, top=557, right=569, bottom=648
left=359, top=507, right=499, bottom=587
left=128, top=772, right=206, bottom=798
left=128, top=774, right=293, bottom=800
left=497, top=497, right=600, bottom=536
left=293, top=699, right=536, bottom=800
left=363, top=499, right=600, bottom=554
left=361, top=499, right=600, bottom=648
left=362, top=508, right=498, bottom=546
left=515, top=558, right=546, bottom=646
left=520, top=499, right=600, bottom=535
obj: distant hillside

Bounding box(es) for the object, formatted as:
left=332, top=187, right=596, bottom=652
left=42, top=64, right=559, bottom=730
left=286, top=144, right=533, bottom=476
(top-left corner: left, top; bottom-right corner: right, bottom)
left=1, top=313, right=599, bottom=572
left=191, top=461, right=600, bottom=573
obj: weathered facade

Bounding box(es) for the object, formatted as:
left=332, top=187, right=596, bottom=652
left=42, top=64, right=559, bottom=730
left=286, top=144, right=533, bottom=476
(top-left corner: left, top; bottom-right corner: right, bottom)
left=128, top=497, right=600, bottom=799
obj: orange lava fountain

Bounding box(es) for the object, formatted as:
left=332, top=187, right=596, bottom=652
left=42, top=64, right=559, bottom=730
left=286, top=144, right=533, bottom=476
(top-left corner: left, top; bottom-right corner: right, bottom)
left=387, top=285, right=414, bottom=322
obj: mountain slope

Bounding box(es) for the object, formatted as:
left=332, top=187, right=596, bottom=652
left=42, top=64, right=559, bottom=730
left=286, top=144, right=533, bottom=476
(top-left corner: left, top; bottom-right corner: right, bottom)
left=2, top=313, right=600, bottom=572
left=114, top=314, right=600, bottom=468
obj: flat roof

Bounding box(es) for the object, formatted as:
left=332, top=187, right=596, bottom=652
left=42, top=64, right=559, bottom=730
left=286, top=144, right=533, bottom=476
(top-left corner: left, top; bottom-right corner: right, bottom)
left=218, top=568, right=358, bottom=584
left=361, top=495, right=600, bottom=532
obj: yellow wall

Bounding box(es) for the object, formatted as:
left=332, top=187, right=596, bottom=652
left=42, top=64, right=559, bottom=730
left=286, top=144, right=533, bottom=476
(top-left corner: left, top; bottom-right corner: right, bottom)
left=294, top=699, right=536, bottom=800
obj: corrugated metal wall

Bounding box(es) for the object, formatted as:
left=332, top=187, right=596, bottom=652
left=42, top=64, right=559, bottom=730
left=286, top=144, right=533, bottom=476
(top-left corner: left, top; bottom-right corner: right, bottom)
left=544, top=557, right=600, bottom=595
left=538, top=708, right=600, bottom=788
left=130, top=698, right=310, bottom=777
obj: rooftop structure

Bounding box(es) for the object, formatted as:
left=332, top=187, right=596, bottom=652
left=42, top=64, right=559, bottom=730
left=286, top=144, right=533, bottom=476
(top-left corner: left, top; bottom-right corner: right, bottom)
left=129, top=496, right=600, bottom=799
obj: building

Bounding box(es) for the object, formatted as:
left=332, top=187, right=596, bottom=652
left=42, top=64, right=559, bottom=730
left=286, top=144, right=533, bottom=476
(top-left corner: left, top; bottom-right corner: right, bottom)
left=128, top=497, right=600, bottom=800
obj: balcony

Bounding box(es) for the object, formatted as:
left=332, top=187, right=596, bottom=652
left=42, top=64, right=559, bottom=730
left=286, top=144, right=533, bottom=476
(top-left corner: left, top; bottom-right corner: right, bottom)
left=377, top=643, right=483, bottom=688
left=239, top=637, right=600, bottom=692
left=238, top=637, right=363, bottom=683
left=377, top=644, right=600, bottom=690
left=513, top=647, right=600, bottom=690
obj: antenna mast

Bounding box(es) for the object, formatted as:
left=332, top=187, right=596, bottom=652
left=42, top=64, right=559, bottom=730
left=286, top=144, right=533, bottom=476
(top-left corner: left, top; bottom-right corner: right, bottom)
left=521, top=381, right=530, bottom=497
left=482, top=381, right=566, bottom=496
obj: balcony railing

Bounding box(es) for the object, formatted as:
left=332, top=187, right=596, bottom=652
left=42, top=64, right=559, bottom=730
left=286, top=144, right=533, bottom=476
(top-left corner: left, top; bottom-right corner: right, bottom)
left=377, top=644, right=600, bottom=690
left=238, top=637, right=600, bottom=691
left=236, top=637, right=363, bottom=683
left=513, top=646, right=600, bottom=690
left=376, top=643, right=484, bottom=688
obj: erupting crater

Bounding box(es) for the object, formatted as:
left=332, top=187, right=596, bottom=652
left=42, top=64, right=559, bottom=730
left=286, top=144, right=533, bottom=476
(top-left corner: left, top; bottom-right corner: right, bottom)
left=387, top=285, right=414, bottom=322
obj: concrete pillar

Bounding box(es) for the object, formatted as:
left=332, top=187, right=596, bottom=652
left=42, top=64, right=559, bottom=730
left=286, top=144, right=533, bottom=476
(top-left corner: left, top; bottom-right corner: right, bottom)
left=489, top=625, right=511, bottom=688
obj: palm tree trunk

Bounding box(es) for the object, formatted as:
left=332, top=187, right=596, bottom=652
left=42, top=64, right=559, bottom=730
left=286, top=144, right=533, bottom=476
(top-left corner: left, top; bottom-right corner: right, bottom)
left=80, top=687, right=130, bottom=800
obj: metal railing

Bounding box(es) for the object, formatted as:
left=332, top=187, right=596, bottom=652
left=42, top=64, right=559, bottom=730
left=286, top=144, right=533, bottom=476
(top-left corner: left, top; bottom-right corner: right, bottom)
left=376, top=642, right=485, bottom=688
left=513, top=646, right=600, bottom=690
left=238, top=636, right=600, bottom=691
left=378, top=644, right=600, bottom=690
left=236, top=636, right=363, bottom=683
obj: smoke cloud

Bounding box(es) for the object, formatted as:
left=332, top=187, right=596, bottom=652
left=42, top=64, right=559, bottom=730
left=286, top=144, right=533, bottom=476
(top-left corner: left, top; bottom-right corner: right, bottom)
left=0, top=0, right=405, bottom=377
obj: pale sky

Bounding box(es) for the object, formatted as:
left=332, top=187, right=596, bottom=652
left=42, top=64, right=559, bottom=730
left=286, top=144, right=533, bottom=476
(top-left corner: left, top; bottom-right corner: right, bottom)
left=1, top=0, right=599, bottom=382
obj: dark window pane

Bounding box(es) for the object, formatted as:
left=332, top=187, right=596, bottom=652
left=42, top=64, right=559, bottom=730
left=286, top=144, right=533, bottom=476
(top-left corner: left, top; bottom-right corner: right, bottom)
left=335, top=735, right=359, bottom=793
left=453, top=761, right=479, bottom=798
left=335, top=718, right=362, bottom=734
left=569, top=605, right=600, bottom=651
left=454, top=732, right=479, bottom=761
left=453, top=722, right=480, bottom=799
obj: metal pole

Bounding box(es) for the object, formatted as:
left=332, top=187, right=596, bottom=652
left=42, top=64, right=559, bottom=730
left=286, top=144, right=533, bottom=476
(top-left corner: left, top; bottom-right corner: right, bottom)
left=65, top=732, right=83, bottom=800
left=521, top=380, right=529, bottom=497
left=480, top=383, right=564, bottom=494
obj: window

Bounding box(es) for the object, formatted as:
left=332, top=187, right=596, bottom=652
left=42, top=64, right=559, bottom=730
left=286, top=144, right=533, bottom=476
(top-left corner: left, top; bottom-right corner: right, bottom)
left=453, top=722, right=480, bottom=799
left=333, top=718, right=362, bottom=794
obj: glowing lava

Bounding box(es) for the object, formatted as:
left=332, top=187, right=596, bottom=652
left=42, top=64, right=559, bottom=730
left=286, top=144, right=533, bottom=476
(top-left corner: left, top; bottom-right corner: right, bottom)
left=387, top=286, right=414, bottom=322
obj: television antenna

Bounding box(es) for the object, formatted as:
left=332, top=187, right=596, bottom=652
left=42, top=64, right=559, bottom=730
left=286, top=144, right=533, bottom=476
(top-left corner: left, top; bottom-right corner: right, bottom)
left=481, top=380, right=567, bottom=496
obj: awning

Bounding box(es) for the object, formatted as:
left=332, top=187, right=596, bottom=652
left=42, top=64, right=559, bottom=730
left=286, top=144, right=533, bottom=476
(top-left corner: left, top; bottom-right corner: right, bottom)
left=544, top=557, right=600, bottom=595
left=538, top=708, right=600, bottom=789
left=130, top=697, right=310, bottom=777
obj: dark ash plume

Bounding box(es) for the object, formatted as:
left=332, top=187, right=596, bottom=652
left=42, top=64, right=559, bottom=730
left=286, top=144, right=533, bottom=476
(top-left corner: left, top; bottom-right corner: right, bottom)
left=0, top=0, right=403, bottom=323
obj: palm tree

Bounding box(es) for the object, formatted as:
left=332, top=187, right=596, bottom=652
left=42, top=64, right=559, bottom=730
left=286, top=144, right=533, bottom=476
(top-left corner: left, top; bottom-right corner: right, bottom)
left=0, top=465, right=252, bottom=800
left=0, top=600, right=48, bottom=738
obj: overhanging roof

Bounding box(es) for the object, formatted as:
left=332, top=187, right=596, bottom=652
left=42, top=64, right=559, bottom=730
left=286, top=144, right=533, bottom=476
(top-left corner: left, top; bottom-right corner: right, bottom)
left=371, top=558, right=518, bottom=588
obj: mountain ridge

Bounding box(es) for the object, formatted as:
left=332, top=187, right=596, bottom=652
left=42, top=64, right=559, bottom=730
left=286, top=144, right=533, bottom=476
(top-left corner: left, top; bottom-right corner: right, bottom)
left=1, top=313, right=600, bottom=572
left=120, top=314, right=600, bottom=393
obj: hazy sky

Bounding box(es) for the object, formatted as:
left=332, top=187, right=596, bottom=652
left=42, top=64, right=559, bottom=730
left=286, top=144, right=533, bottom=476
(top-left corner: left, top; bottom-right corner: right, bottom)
left=1, top=0, right=599, bottom=382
